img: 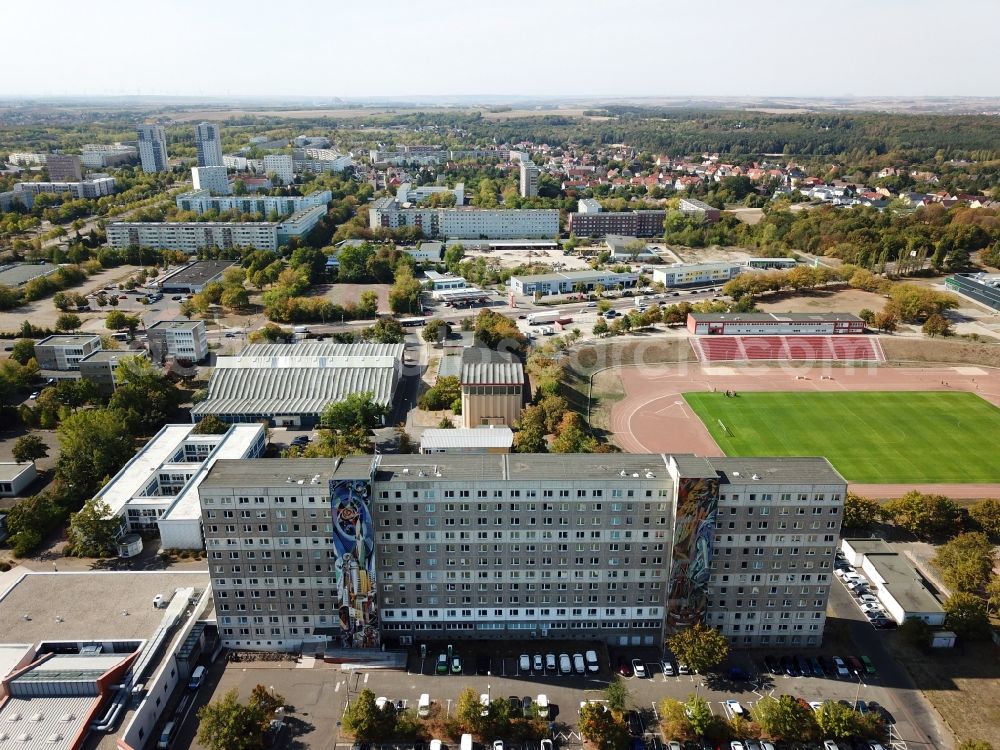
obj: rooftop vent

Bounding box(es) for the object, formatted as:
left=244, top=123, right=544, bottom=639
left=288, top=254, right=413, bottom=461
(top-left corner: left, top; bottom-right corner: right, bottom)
left=732, top=471, right=740, bottom=477
left=632, top=473, right=640, bottom=478
left=619, top=470, right=627, bottom=477
left=751, top=473, right=760, bottom=481
left=418, top=470, right=426, bottom=477
left=402, top=468, right=409, bottom=475
left=29, top=714, right=43, bottom=722
left=47, top=734, right=63, bottom=743
left=645, top=471, right=655, bottom=479
left=59, top=715, right=75, bottom=723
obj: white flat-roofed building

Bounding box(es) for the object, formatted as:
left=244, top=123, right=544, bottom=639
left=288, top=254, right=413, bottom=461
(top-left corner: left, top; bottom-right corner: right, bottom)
left=652, top=262, right=743, bottom=288
left=744, top=257, right=798, bottom=270
left=137, top=124, right=168, bottom=173
left=91, top=423, right=266, bottom=544
left=106, top=207, right=328, bottom=253
left=420, top=426, right=513, bottom=454
left=840, top=539, right=946, bottom=626
left=509, top=268, right=639, bottom=296
left=191, top=165, right=230, bottom=196
left=0, top=462, right=37, bottom=497
left=577, top=198, right=602, bottom=213
left=107, top=220, right=278, bottom=252
left=396, top=182, right=464, bottom=206
left=370, top=197, right=558, bottom=239
left=14, top=176, right=116, bottom=200
left=195, top=121, right=224, bottom=167
left=262, top=153, right=294, bottom=184
left=175, top=188, right=330, bottom=216
left=8, top=152, right=46, bottom=166
left=148, top=319, right=209, bottom=364
left=401, top=240, right=443, bottom=262
left=81, top=142, right=137, bottom=168
left=34, top=334, right=102, bottom=371
left=424, top=270, right=466, bottom=291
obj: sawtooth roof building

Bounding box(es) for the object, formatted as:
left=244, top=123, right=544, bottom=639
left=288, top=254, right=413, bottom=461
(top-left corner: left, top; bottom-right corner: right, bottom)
left=190, top=342, right=405, bottom=428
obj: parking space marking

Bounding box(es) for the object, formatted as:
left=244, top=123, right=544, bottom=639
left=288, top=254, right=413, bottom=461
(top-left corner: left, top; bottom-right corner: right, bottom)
left=649, top=702, right=659, bottom=721
left=364, top=673, right=370, bottom=684
left=335, top=681, right=341, bottom=693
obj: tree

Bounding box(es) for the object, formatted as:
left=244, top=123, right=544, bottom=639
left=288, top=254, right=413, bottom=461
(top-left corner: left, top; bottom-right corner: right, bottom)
left=444, top=244, right=465, bottom=272
left=550, top=411, right=597, bottom=453
left=358, top=290, right=379, bottom=318
left=389, top=266, right=423, bottom=314
left=343, top=688, right=388, bottom=740
left=321, top=391, right=388, bottom=432
left=814, top=699, right=859, bottom=740
left=986, top=576, right=1000, bottom=616
left=422, top=318, right=451, bottom=344
left=363, top=316, right=405, bottom=344
left=593, top=318, right=609, bottom=336
left=66, top=498, right=120, bottom=557
left=456, top=687, right=485, bottom=733
left=858, top=308, right=875, bottom=325
left=922, top=312, right=953, bottom=337
left=844, top=492, right=881, bottom=529
left=193, top=415, right=231, bottom=435
left=969, top=498, right=1000, bottom=540
left=55, top=312, right=82, bottom=331
left=513, top=407, right=547, bottom=453
left=657, top=698, right=693, bottom=741
left=109, top=355, right=182, bottom=434
left=196, top=688, right=268, bottom=750
left=56, top=408, right=135, bottom=502
left=933, top=532, right=996, bottom=593
left=944, top=592, right=990, bottom=640
left=12, top=434, right=48, bottom=464
left=666, top=622, right=729, bottom=675
left=578, top=702, right=629, bottom=750
left=881, top=490, right=961, bottom=539
left=872, top=309, right=897, bottom=332
left=10, top=338, right=35, bottom=365
left=684, top=695, right=714, bottom=739
left=604, top=677, right=630, bottom=712
left=221, top=286, right=250, bottom=311
left=753, top=694, right=818, bottom=741
left=898, top=617, right=932, bottom=649
left=419, top=376, right=462, bottom=411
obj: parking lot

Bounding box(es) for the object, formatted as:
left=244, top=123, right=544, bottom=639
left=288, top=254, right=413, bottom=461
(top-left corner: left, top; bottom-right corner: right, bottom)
left=171, top=628, right=950, bottom=750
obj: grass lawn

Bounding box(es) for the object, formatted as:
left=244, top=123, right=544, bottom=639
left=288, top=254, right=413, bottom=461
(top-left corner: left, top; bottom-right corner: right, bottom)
left=683, top=391, right=1000, bottom=483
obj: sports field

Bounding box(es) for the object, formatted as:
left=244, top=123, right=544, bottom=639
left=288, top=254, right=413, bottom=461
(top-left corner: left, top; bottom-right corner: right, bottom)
left=683, top=391, right=1000, bottom=483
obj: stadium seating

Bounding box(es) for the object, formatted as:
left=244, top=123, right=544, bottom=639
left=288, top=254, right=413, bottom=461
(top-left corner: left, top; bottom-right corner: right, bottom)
left=693, top=335, right=883, bottom=363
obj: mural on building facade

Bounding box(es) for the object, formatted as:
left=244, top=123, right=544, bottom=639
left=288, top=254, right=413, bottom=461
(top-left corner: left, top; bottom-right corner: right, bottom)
left=666, top=475, right=719, bottom=632
left=329, top=478, right=379, bottom=647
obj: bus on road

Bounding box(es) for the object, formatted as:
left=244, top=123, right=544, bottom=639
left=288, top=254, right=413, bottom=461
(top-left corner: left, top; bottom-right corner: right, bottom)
left=398, top=317, right=427, bottom=328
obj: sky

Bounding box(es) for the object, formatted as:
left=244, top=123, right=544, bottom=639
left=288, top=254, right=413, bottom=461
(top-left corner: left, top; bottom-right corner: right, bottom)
left=4, top=0, right=999, bottom=100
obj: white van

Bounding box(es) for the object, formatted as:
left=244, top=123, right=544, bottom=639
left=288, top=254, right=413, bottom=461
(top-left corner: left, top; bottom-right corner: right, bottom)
left=461, top=734, right=473, bottom=750
left=188, top=666, right=206, bottom=690
left=418, top=693, right=431, bottom=718
left=559, top=653, right=572, bottom=674
left=536, top=694, right=549, bottom=718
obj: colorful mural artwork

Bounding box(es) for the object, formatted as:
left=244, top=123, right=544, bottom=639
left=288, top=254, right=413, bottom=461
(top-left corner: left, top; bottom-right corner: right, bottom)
left=666, top=475, right=719, bottom=632
left=329, top=477, right=379, bottom=648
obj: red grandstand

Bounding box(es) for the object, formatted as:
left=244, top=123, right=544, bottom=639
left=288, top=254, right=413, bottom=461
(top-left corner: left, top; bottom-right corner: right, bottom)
left=692, top=335, right=884, bottom=363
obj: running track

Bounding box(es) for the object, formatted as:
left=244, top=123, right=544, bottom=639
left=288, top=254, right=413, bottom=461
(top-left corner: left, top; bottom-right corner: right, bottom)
left=609, top=362, right=1000, bottom=498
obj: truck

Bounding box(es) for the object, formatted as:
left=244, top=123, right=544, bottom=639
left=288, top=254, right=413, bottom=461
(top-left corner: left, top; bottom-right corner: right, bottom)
left=526, top=311, right=560, bottom=326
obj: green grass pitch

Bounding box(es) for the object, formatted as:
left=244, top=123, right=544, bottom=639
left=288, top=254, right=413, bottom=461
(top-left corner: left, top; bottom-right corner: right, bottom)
left=683, top=391, right=1000, bottom=483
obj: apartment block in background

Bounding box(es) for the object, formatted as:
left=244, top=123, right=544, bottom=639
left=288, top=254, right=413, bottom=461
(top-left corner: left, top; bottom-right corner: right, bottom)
left=137, top=124, right=169, bottom=173
left=45, top=154, right=83, bottom=182
left=195, top=122, right=224, bottom=167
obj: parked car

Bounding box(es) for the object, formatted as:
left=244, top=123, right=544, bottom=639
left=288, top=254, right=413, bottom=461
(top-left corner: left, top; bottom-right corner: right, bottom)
left=559, top=653, right=572, bottom=675
left=859, top=655, right=876, bottom=676
left=866, top=701, right=893, bottom=723
left=436, top=654, right=448, bottom=674
left=585, top=650, right=599, bottom=673
left=872, top=618, right=898, bottom=630
left=818, top=655, right=835, bottom=677
left=661, top=659, right=675, bottom=676
left=858, top=594, right=880, bottom=605
left=823, top=741, right=841, bottom=750
left=832, top=656, right=850, bottom=678
left=507, top=696, right=521, bottom=717
left=522, top=696, right=533, bottom=714
left=781, top=655, right=800, bottom=677
left=725, top=700, right=744, bottom=716
left=677, top=663, right=691, bottom=675
left=451, top=655, right=462, bottom=674
left=617, top=658, right=633, bottom=677
left=846, top=656, right=864, bottom=675
left=631, top=659, right=647, bottom=678
left=291, top=435, right=310, bottom=446
left=795, top=655, right=811, bottom=676
left=809, top=701, right=823, bottom=712
left=534, top=654, right=544, bottom=673
left=730, top=743, right=745, bottom=750
left=519, top=654, right=531, bottom=673
left=573, top=653, right=586, bottom=675
left=545, top=654, right=557, bottom=673
left=625, top=710, right=642, bottom=736
left=808, top=657, right=824, bottom=678
left=764, top=655, right=781, bottom=675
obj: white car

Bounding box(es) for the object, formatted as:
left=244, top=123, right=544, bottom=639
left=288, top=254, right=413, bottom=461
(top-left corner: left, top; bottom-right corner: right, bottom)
left=860, top=602, right=883, bottom=613
left=661, top=660, right=675, bottom=676
left=810, top=701, right=823, bottom=712
left=824, top=742, right=841, bottom=750
left=730, top=742, right=745, bottom=750
left=540, top=741, right=553, bottom=750
left=725, top=699, right=744, bottom=716
left=534, top=654, right=544, bottom=672
left=519, top=654, right=531, bottom=673
left=585, top=650, right=599, bottom=673
left=760, top=743, right=776, bottom=750
left=677, top=663, right=691, bottom=675
left=631, top=659, right=647, bottom=678
left=376, top=696, right=390, bottom=710
left=494, top=742, right=504, bottom=750
left=667, top=743, right=683, bottom=750
left=858, top=594, right=880, bottom=605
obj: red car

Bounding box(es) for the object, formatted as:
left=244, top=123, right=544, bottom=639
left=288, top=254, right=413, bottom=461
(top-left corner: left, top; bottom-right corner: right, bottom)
left=617, top=658, right=633, bottom=677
